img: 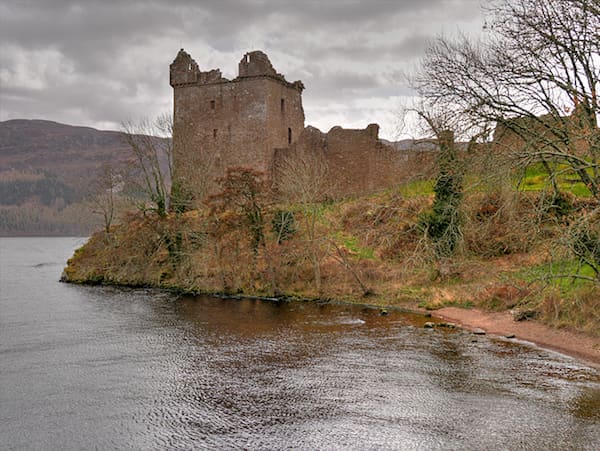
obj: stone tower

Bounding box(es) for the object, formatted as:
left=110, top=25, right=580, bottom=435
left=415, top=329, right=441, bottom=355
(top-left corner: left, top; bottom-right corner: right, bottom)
left=169, top=49, right=305, bottom=207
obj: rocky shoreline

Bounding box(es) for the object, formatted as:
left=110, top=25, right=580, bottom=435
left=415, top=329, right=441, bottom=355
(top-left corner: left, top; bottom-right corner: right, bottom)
left=432, top=307, right=600, bottom=368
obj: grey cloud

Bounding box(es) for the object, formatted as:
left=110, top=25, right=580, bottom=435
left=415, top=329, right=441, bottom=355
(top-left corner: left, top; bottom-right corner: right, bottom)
left=0, top=0, right=484, bottom=138
left=301, top=69, right=412, bottom=102
left=294, top=33, right=431, bottom=66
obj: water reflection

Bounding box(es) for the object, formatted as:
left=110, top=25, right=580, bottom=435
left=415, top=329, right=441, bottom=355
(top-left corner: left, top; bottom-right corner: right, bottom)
left=135, top=294, right=600, bottom=449
left=1, top=238, right=599, bottom=450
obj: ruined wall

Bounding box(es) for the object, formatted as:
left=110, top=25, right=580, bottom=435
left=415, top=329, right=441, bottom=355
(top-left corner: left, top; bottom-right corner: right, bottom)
left=170, top=50, right=304, bottom=205
left=492, top=109, right=595, bottom=157
left=171, top=49, right=435, bottom=206
left=274, top=124, right=436, bottom=200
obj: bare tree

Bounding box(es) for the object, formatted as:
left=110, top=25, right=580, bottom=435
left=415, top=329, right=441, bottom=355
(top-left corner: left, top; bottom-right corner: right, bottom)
left=568, top=206, right=600, bottom=281
left=121, top=114, right=173, bottom=217
left=209, top=167, right=269, bottom=254
left=89, top=162, right=121, bottom=236
left=410, top=0, right=599, bottom=285
left=276, top=144, right=329, bottom=206
left=400, top=98, right=497, bottom=261
left=413, top=0, right=599, bottom=200
left=170, top=120, right=217, bottom=212
left=276, top=145, right=329, bottom=291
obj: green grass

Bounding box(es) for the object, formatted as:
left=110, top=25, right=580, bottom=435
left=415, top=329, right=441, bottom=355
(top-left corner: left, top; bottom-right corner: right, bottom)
left=398, top=179, right=435, bottom=198
left=393, top=164, right=592, bottom=198
left=334, top=232, right=376, bottom=260
left=518, top=163, right=593, bottom=197
left=517, top=258, right=597, bottom=290
left=389, top=161, right=594, bottom=199
left=560, top=181, right=591, bottom=197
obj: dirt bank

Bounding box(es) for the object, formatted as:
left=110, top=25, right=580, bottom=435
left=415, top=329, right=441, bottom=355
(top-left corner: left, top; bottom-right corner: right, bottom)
left=433, top=307, right=600, bottom=367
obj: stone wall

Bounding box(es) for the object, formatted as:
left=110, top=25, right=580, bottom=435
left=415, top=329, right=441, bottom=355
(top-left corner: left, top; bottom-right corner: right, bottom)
left=170, top=50, right=304, bottom=205
left=274, top=124, right=436, bottom=199
left=170, top=49, right=436, bottom=205
left=492, top=108, right=594, bottom=156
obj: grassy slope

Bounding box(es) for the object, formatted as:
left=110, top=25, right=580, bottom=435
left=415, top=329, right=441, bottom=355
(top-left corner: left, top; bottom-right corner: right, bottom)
left=63, top=175, right=599, bottom=337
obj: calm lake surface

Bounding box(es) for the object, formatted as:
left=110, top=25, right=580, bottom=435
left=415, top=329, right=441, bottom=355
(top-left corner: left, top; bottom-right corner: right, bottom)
left=1, top=237, right=599, bottom=450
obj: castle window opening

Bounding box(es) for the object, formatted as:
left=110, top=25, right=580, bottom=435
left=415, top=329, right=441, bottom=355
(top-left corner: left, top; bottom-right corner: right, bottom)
left=288, top=127, right=292, bottom=144
left=281, top=98, right=285, bottom=112
left=210, top=100, right=215, bottom=110
left=213, top=129, right=217, bottom=139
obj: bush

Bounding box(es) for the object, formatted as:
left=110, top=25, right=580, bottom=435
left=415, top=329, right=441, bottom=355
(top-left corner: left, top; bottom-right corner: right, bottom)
left=420, top=132, right=463, bottom=257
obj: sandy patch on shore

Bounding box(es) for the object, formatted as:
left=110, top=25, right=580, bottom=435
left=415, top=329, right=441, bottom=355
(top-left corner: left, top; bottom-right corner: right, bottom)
left=433, top=307, right=600, bottom=367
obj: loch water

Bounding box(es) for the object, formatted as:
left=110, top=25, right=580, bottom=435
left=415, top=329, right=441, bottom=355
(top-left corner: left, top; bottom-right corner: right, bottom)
left=0, top=237, right=599, bottom=450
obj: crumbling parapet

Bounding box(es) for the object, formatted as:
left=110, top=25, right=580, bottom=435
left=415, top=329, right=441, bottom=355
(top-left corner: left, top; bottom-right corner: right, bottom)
left=238, top=50, right=277, bottom=78
left=237, top=50, right=304, bottom=91
left=169, top=49, right=199, bottom=86
left=170, top=49, right=227, bottom=87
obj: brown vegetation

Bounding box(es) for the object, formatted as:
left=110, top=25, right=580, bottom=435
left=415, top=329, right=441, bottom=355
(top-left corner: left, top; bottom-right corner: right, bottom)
left=62, top=0, right=599, bottom=357
left=63, top=164, right=599, bottom=338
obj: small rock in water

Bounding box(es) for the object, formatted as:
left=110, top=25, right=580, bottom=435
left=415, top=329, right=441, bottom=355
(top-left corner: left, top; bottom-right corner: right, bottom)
left=424, top=321, right=435, bottom=328
left=505, top=333, right=516, bottom=339
left=438, top=322, right=456, bottom=329
left=380, top=309, right=388, bottom=316
left=472, top=328, right=486, bottom=335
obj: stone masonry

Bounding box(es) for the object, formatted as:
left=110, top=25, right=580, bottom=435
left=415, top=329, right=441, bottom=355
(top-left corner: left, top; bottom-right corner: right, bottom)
left=170, top=49, right=434, bottom=205
left=170, top=49, right=305, bottom=204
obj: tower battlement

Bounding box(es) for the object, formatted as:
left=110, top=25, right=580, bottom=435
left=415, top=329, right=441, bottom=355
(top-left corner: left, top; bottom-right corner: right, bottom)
left=169, top=49, right=434, bottom=208
left=170, top=49, right=305, bottom=206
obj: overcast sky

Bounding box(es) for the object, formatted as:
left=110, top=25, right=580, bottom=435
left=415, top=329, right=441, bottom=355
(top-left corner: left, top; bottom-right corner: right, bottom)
left=0, top=0, right=485, bottom=139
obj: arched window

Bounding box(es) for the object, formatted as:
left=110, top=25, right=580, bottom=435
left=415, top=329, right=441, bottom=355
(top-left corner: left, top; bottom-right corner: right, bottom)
left=288, top=127, right=292, bottom=144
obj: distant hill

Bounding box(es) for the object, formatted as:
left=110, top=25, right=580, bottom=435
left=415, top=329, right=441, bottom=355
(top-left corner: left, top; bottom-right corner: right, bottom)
left=0, top=119, right=168, bottom=236
left=0, top=119, right=135, bottom=188
left=380, top=138, right=438, bottom=151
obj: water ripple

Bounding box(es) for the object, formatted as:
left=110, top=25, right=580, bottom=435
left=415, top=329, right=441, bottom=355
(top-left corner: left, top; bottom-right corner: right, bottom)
left=1, top=238, right=599, bottom=450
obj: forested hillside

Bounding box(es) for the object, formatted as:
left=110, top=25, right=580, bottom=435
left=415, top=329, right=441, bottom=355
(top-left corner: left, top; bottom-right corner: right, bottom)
left=0, top=120, right=134, bottom=235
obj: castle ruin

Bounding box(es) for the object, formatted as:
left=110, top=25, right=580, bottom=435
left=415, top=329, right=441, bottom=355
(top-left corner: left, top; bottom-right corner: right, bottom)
left=170, top=49, right=433, bottom=205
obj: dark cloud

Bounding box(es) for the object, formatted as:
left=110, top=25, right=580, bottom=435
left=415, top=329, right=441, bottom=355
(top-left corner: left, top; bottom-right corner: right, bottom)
left=0, top=0, right=484, bottom=138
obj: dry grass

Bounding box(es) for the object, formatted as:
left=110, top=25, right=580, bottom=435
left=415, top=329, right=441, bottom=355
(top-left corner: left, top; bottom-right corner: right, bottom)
left=539, top=286, right=600, bottom=336
left=64, top=183, right=598, bottom=337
